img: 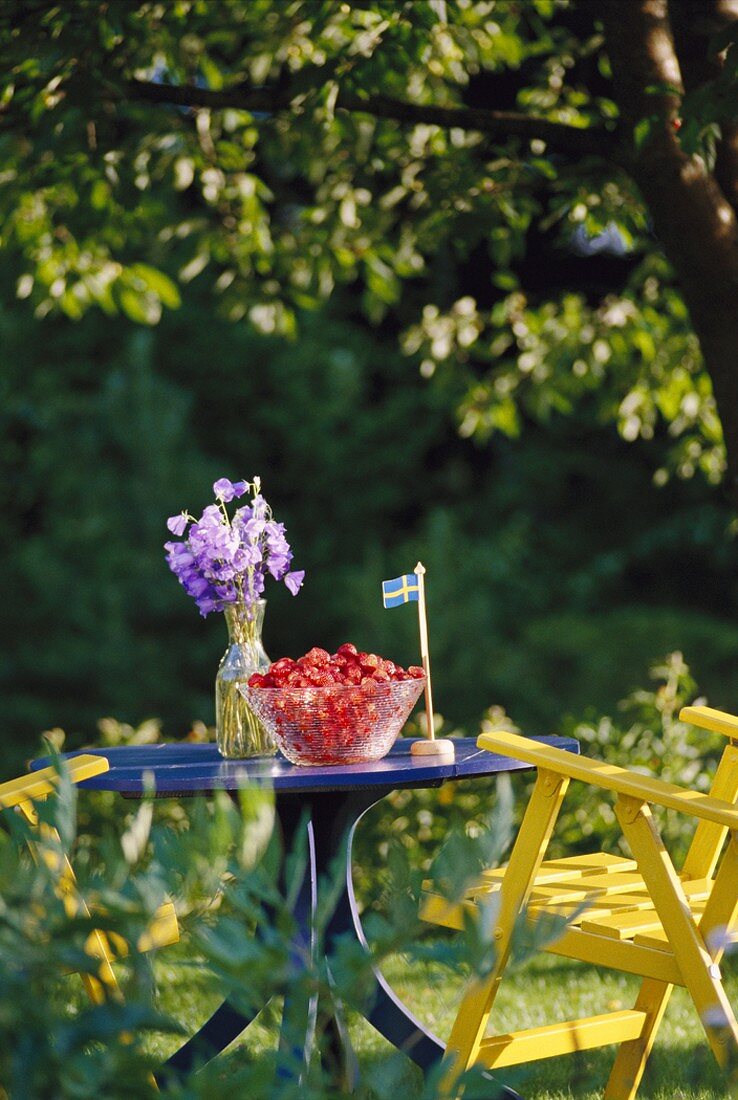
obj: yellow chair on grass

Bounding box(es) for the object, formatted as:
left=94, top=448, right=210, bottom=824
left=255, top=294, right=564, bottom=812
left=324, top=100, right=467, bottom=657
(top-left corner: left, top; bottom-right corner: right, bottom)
left=1, top=755, right=179, bottom=1006
left=421, top=705, right=738, bottom=1099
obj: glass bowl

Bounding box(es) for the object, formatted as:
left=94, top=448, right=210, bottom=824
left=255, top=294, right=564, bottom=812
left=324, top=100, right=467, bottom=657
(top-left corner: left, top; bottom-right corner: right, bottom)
left=239, top=677, right=425, bottom=766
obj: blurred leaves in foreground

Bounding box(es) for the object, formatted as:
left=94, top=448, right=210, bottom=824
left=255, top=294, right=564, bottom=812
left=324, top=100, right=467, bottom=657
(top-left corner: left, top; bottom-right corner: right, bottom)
left=0, top=653, right=725, bottom=1097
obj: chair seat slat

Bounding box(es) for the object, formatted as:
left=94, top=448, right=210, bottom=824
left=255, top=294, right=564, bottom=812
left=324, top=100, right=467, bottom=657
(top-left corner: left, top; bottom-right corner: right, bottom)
left=528, top=872, right=648, bottom=905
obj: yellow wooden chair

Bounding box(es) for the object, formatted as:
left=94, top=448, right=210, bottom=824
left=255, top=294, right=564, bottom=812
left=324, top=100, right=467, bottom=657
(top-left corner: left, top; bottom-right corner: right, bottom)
left=1, top=755, right=179, bottom=1006
left=420, top=705, right=738, bottom=1099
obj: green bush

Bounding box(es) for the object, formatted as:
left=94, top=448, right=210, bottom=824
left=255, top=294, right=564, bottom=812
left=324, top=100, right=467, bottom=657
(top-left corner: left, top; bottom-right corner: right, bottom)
left=0, top=754, right=520, bottom=1099
left=0, top=761, right=294, bottom=1097
left=553, top=650, right=722, bottom=861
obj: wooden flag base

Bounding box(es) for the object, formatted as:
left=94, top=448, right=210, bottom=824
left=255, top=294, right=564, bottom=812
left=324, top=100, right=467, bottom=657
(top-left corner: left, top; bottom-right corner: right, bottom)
left=411, top=738, right=456, bottom=757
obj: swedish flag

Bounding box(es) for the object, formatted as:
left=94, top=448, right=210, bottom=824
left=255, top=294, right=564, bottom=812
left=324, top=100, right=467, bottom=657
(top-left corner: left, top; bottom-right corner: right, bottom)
left=382, top=573, right=420, bottom=609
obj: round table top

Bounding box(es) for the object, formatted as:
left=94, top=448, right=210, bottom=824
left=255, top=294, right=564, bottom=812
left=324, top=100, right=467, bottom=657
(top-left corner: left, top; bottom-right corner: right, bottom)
left=33, top=735, right=578, bottom=797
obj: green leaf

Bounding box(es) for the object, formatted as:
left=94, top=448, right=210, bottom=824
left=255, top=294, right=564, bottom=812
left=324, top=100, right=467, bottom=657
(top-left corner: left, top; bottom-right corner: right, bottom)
left=633, top=116, right=655, bottom=149
left=118, top=286, right=161, bottom=325
left=200, top=55, right=224, bottom=91
left=128, top=264, right=181, bottom=309
left=492, top=272, right=518, bottom=291
left=90, top=179, right=111, bottom=211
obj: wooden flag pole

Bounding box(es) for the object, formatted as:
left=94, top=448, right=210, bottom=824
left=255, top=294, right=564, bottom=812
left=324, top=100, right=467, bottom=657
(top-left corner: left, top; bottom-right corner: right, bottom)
left=410, top=562, right=455, bottom=758
left=415, top=562, right=435, bottom=734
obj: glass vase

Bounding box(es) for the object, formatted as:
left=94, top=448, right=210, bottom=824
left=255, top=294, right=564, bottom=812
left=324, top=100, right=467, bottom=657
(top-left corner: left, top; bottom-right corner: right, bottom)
left=215, top=599, right=276, bottom=758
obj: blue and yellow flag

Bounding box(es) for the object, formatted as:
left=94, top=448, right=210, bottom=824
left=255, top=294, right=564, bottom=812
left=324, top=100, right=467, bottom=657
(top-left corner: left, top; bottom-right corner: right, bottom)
left=382, top=573, right=420, bottom=609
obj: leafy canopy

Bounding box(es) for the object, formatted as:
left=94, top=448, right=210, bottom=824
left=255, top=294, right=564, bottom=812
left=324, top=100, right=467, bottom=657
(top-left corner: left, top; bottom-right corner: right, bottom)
left=0, top=0, right=730, bottom=477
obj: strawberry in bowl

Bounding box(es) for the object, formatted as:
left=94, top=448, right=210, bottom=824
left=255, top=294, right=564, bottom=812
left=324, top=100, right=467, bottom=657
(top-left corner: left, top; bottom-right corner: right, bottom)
left=240, top=644, right=425, bottom=765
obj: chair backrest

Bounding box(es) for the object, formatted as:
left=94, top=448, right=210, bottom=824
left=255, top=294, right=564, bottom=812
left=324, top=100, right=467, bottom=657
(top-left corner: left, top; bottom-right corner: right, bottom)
left=0, top=754, right=109, bottom=811
left=680, top=740, right=738, bottom=881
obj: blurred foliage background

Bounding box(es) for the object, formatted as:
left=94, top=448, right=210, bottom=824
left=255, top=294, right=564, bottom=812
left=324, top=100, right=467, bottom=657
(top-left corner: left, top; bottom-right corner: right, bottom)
left=3, top=0, right=738, bottom=774
left=3, top=270, right=738, bottom=774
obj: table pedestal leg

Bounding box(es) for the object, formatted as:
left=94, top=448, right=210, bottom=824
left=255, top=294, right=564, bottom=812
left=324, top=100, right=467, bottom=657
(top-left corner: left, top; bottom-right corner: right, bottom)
left=308, top=791, right=523, bottom=1100
left=276, top=813, right=319, bottom=1083
left=160, top=799, right=314, bottom=1080
left=161, top=997, right=262, bottom=1080
left=163, top=788, right=522, bottom=1100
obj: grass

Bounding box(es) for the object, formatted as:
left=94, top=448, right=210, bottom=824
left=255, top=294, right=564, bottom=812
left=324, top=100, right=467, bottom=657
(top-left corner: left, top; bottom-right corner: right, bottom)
left=151, top=941, right=737, bottom=1099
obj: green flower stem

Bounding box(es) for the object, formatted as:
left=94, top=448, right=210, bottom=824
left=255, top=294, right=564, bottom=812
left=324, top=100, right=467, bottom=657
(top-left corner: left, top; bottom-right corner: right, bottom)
left=216, top=678, right=274, bottom=757
left=216, top=600, right=275, bottom=759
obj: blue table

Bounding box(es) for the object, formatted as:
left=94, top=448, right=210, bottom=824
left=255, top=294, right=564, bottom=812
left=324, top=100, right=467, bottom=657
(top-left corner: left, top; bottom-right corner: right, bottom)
left=38, top=734, right=578, bottom=1096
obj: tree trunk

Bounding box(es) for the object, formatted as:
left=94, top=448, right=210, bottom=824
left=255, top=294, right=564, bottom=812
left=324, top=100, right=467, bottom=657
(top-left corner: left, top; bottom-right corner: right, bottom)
left=601, top=0, right=738, bottom=509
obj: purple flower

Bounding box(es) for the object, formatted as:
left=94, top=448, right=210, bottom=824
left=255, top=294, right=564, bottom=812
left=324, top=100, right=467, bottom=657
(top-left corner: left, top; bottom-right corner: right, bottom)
left=251, top=494, right=268, bottom=519
left=198, top=504, right=223, bottom=528
left=164, top=541, right=193, bottom=566
left=285, top=570, right=305, bottom=596
left=165, top=478, right=304, bottom=615
left=213, top=478, right=236, bottom=502
left=196, top=594, right=220, bottom=616
left=183, top=574, right=211, bottom=598
left=244, top=516, right=267, bottom=539
left=245, top=569, right=266, bottom=603
left=267, top=555, right=291, bottom=580
left=239, top=543, right=263, bottom=568
left=264, top=520, right=288, bottom=547
left=167, top=512, right=189, bottom=536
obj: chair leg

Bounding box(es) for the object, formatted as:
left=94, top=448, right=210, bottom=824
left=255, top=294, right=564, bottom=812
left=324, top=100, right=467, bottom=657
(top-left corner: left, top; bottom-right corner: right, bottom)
left=603, top=978, right=673, bottom=1100
left=17, top=800, right=122, bottom=1002
left=617, top=797, right=738, bottom=1073
left=699, top=832, right=738, bottom=968
left=442, top=769, right=569, bottom=1094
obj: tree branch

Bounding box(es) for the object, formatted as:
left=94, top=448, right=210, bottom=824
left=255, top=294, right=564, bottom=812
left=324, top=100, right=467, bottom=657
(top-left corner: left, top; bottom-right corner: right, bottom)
left=124, top=78, right=613, bottom=159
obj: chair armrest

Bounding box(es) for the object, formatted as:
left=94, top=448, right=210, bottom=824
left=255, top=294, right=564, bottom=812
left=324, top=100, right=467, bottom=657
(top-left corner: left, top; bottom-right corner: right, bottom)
left=477, top=730, right=738, bottom=830
left=680, top=705, right=738, bottom=739
left=0, top=754, right=109, bottom=810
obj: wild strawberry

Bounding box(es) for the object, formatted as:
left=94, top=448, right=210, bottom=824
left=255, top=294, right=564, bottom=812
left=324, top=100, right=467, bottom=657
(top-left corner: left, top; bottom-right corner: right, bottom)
left=305, top=646, right=330, bottom=665
left=408, top=666, right=425, bottom=679
left=337, top=643, right=358, bottom=657
left=248, top=672, right=266, bottom=687
left=271, top=657, right=295, bottom=675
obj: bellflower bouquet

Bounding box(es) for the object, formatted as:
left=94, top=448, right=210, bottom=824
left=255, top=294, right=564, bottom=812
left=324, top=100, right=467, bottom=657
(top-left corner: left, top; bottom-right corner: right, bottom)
left=164, top=477, right=305, bottom=616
